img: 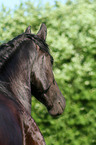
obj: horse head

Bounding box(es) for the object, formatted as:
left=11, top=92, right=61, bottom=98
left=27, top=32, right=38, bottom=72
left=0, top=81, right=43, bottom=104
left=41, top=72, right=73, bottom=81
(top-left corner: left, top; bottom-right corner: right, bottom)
left=29, top=24, right=66, bottom=116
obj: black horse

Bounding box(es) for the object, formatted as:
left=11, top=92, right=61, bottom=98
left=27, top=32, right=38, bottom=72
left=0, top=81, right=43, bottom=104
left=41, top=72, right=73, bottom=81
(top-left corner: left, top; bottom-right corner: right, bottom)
left=0, top=23, right=66, bottom=145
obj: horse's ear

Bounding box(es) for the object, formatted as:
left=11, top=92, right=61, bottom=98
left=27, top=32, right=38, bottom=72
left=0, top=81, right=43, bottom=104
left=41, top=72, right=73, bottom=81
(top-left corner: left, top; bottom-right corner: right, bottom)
left=37, top=23, right=47, bottom=41
left=25, top=26, right=31, bottom=34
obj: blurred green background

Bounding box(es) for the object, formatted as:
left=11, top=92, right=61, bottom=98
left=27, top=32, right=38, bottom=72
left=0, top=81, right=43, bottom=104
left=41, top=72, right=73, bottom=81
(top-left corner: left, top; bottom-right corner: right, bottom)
left=0, top=0, right=96, bottom=144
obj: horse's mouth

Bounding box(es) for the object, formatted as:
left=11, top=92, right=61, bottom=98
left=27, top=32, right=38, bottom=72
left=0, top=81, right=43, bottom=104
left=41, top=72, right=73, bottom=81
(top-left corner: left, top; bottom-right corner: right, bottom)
left=48, top=100, right=65, bottom=117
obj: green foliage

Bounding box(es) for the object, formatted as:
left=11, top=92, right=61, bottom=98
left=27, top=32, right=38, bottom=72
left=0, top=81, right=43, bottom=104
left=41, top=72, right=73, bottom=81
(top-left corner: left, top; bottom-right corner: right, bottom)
left=0, top=0, right=96, bottom=144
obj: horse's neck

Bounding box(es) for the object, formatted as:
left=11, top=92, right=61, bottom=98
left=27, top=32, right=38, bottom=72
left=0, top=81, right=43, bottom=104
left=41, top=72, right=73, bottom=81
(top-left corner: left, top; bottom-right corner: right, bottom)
left=0, top=40, right=36, bottom=114
left=10, top=65, right=32, bottom=113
